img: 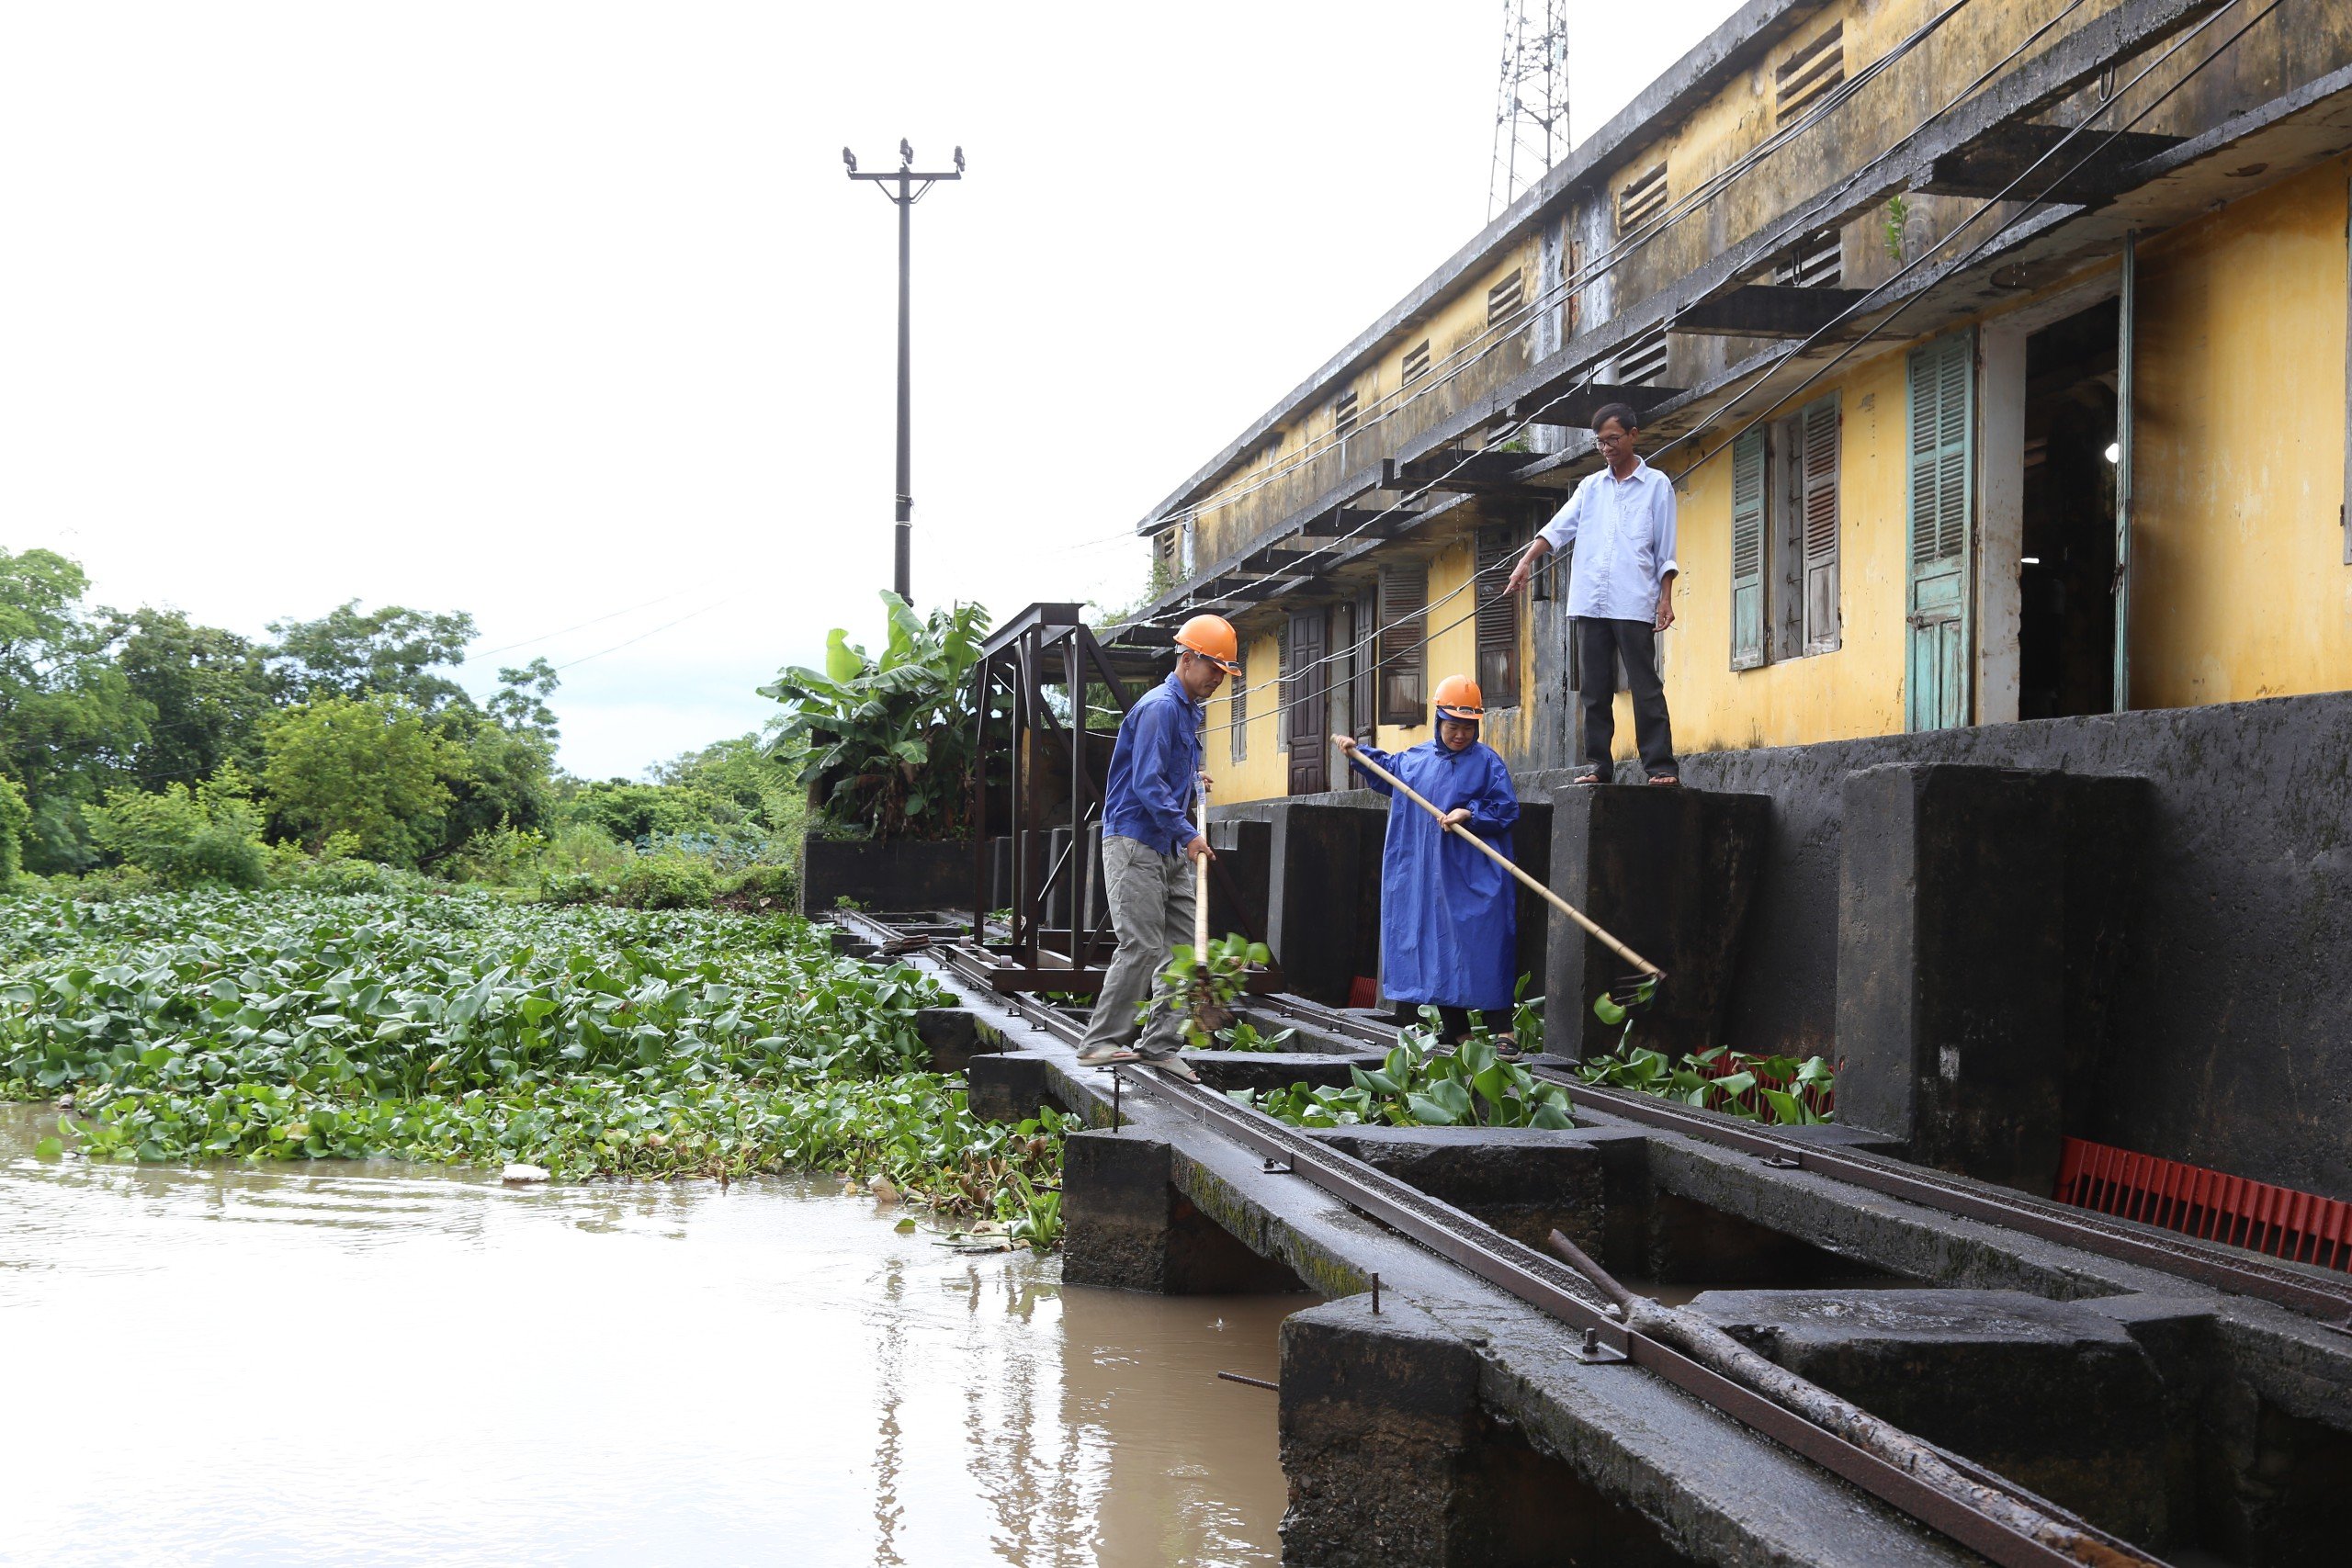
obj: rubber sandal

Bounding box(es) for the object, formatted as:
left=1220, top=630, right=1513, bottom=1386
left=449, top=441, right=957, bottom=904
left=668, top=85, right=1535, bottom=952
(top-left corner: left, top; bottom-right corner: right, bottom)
left=1148, top=1055, right=1202, bottom=1083
left=1573, top=771, right=1605, bottom=786
left=1077, top=1045, right=1141, bottom=1066
left=1646, top=774, right=1682, bottom=786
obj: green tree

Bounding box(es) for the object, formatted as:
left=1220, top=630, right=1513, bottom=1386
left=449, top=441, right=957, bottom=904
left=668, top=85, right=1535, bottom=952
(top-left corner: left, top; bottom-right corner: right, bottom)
left=0, top=773, right=28, bottom=887
left=0, top=547, right=148, bottom=872
left=262, top=693, right=469, bottom=863
left=108, top=606, right=274, bottom=792
left=83, top=764, right=269, bottom=888
left=426, top=659, right=560, bottom=862
left=264, top=602, right=477, bottom=710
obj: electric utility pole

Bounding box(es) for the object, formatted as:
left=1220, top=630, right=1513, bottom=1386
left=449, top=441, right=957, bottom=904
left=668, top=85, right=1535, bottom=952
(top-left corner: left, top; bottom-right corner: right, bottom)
left=843, top=138, right=964, bottom=604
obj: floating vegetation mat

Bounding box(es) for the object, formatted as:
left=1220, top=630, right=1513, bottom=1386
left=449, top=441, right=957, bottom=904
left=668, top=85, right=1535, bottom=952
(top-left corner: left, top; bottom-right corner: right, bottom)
left=1, top=891, right=1066, bottom=1246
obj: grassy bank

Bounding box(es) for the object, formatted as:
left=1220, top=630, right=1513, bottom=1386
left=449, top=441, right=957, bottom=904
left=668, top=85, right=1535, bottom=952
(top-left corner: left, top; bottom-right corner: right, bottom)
left=0, top=890, right=1064, bottom=1246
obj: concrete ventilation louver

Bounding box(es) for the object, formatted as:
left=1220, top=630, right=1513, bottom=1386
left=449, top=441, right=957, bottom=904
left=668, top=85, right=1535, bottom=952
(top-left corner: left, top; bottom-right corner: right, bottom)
left=1617, top=161, right=1668, bottom=232
left=1332, top=389, right=1359, bottom=441
left=1775, top=22, right=1846, bottom=124
left=1614, top=324, right=1669, bottom=386
left=1401, top=339, right=1431, bottom=384
left=1772, top=227, right=1844, bottom=288
left=1487, top=267, right=1526, bottom=327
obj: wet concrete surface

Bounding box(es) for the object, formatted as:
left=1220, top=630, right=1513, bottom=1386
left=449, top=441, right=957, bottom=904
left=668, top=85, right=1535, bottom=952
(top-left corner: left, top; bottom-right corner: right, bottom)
left=0, top=1105, right=1297, bottom=1567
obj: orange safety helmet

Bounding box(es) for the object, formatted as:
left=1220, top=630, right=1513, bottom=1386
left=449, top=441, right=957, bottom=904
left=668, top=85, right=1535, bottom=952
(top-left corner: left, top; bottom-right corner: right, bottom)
left=1432, top=674, right=1485, bottom=721
left=1173, top=613, right=1243, bottom=674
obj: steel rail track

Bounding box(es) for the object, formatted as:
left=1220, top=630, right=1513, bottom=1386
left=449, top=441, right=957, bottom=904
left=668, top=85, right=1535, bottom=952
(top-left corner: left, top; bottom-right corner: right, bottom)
left=1246, top=991, right=2352, bottom=1327
left=843, top=917, right=2161, bottom=1567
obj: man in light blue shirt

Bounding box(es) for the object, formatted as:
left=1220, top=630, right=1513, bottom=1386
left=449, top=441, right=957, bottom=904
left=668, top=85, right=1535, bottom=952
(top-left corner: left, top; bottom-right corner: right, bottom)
left=1505, top=402, right=1679, bottom=784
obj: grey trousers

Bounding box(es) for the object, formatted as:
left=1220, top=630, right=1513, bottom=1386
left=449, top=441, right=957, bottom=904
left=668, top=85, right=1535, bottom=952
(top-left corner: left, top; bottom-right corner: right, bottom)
left=1078, top=833, right=1196, bottom=1059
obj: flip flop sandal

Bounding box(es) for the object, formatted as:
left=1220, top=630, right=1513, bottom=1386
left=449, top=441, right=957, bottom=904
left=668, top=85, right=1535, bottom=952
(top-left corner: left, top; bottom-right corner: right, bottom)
left=1077, top=1045, right=1141, bottom=1066
left=1148, top=1055, right=1202, bottom=1083
left=1572, top=771, right=1605, bottom=786
left=1493, top=1037, right=1524, bottom=1061
left=1646, top=774, right=1682, bottom=786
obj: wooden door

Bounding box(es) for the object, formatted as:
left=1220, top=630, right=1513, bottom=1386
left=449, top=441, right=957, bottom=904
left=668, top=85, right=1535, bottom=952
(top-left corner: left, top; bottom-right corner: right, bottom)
left=1285, top=607, right=1329, bottom=795
left=1905, top=332, right=1973, bottom=731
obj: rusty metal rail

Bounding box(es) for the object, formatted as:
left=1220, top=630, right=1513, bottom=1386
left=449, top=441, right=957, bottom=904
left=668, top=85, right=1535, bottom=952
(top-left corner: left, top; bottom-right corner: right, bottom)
left=1246, top=990, right=2352, bottom=1327
left=839, top=914, right=2165, bottom=1567
left=1551, top=1075, right=2352, bottom=1327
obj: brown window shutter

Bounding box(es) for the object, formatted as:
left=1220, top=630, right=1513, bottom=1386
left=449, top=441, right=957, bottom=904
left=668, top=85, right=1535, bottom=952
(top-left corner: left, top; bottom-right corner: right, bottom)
left=1800, top=395, right=1842, bottom=654
left=1351, top=586, right=1378, bottom=740
left=1474, top=525, right=1522, bottom=708
left=1377, top=566, right=1428, bottom=726
left=1228, top=642, right=1248, bottom=763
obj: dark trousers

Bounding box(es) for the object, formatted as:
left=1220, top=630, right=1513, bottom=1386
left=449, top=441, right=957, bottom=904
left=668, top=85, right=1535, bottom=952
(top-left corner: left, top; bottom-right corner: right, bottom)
left=1436, top=1006, right=1512, bottom=1041
left=1577, top=616, right=1676, bottom=781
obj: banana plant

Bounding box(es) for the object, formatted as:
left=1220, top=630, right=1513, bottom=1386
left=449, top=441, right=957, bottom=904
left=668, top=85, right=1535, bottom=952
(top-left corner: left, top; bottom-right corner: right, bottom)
left=759, top=592, right=991, bottom=840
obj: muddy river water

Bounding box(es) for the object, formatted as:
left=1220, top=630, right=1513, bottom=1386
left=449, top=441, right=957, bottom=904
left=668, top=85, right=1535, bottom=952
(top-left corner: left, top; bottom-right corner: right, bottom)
left=0, top=1106, right=1296, bottom=1566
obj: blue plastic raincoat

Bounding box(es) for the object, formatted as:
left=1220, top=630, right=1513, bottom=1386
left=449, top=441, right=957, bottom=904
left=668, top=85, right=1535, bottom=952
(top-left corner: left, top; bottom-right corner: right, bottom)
left=1346, top=738, right=1521, bottom=1010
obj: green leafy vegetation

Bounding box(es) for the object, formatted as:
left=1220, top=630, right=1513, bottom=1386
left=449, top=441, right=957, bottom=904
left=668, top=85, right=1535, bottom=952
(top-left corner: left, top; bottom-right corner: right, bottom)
left=0, top=545, right=806, bottom=910
left=760, top=592, right=989, bottom=841
left=1244, top=1032, right=1573, bottom=1130
left=1159, top=932, right=1270, bottom=1047
left=1573, top=1042, right=1835, bottom=1126
left=1208, top=1021, right=1296, bottom=1053
left=1577, top=980, right=1834, bottom=1125
left=0, top=891, right=1065, bottom=1247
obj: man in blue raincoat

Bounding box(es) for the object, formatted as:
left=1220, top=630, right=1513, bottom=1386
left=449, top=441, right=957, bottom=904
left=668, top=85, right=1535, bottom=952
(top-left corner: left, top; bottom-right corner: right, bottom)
left=1332, top=674, right=1523, bottom=1054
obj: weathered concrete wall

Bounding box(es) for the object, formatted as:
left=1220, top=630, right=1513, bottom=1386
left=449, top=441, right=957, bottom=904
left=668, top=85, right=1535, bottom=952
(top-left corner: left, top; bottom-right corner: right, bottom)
left=1657, top=690, right=2352, bottom=1198
left=2135, top=153, right=2352, bottom=710
left=800, top=838, right=971, bottom=915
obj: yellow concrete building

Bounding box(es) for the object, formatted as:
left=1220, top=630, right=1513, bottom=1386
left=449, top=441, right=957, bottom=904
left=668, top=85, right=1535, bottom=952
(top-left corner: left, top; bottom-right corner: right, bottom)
left=1108, top=0, right=2352, bottom=800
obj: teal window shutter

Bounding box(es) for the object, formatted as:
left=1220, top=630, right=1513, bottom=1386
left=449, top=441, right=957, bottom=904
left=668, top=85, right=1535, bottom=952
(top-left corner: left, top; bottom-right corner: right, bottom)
left=1905, top=333, right=1974, bottom=730
left=1799, top=395, right=1842, bottom=655
left=1730, top=428, right=1768, bottom=670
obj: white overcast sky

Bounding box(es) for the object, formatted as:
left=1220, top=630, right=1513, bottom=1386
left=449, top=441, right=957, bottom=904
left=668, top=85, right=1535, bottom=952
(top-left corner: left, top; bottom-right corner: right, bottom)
left=1, top=1, right=1739, bottom=780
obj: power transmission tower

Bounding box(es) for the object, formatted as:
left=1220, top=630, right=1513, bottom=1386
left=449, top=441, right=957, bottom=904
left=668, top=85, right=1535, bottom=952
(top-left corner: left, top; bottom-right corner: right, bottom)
left=1487, top=0, right=1570, bottom=219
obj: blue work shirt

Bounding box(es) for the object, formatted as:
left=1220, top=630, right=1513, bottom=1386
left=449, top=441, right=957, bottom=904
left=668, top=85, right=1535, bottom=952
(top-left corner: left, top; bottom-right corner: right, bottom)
left=1537, top=457, right=1679, bottom=622
left=1347, top=739, right=1521, bottom=1011
left=1102, top=671, right=1204, bottom=855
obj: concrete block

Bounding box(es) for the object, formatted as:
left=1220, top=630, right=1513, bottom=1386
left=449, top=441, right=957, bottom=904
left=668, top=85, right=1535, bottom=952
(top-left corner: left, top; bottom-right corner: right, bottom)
left=1689, top=1287, right=2173, bottom=1544
left=1280, top=1295, right=1690, bottom=1566
left=1205, top=816, right=1273, bottom=953
left=1061, top=1132, right=1306, bottom=1294
left=1543, top=784, right=1771, bottom=1060
left=1323, top=1125, right=1641, bottom=1258
left=914, top=1007, right=982, bottom=1074
left=1185, top=1052, right=1378, bottom=1095
left=801, top=837, right=975, bottom=916
left=1211, top=800, right=1390, bottom=1004
left=966, top=1052, right=1057, bottom=1124
left=1837, top=764, right=2077, bottom=1190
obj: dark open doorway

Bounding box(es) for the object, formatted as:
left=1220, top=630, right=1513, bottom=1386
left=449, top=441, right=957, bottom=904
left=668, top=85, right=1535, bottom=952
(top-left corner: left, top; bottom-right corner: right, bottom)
left=2018, top=299, right=2120, bottom=719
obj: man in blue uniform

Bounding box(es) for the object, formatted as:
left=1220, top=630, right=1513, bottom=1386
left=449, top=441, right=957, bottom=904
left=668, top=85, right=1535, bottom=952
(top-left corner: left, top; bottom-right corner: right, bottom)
left=1076, top=614, right=1241, bottom=1078
left=1333, top=674, right=1524, bottom=1054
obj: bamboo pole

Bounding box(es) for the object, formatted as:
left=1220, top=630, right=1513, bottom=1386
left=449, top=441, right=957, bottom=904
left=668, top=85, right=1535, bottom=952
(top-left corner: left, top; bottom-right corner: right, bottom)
left=1337, top=740, right=1662, bottom=980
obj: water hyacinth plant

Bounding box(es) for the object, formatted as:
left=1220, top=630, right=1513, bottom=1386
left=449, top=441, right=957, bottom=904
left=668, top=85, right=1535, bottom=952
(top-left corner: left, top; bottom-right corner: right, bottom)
left=1574, top=1041, right=1835, bottom=1127
left=1244, top=1032, right=1572, bottom=1130
left=0, top=890, right=1068, bottom=1247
